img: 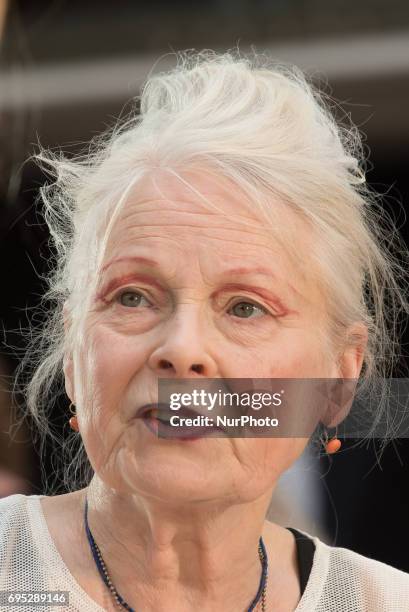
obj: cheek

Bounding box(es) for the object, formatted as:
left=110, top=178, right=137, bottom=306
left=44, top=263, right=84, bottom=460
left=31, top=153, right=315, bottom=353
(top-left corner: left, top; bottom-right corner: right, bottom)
left=73, top=325, right=149, bottom=479
left=231, top=330, right=328, bottom=378
left=75, top=324, right=148, bottom=424
left=231, top=438, right=308, bottom=500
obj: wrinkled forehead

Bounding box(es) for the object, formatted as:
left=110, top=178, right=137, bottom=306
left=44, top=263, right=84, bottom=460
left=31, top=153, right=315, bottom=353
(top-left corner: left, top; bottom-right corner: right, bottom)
left=136, top=169, right=246, bottom=211
left=102, top=168, right=313, bottom=263
left=109, top=168, right=267, bottom=228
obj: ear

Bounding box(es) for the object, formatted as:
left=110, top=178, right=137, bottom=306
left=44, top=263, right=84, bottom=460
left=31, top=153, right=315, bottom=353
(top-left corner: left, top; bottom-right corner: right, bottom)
left=62, top=301, right=75, bottom=403
left=324, top=322, right=368, bottom=427
left=337, top=322, right=368, bottom=379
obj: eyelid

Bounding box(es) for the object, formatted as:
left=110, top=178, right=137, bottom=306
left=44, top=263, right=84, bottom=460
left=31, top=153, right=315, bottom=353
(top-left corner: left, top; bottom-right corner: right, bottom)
left=96, top=273, right=166, bottom=303
left=227, top=296, right=273, bottom=315
left=213, top=282, right=291, bottom=317
left=112, top=286, right=153, bottom=305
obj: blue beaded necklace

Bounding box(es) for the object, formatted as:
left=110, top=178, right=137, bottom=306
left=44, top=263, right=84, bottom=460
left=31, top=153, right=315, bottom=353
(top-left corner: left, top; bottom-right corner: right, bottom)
left=84, top=497, right=268, bottom=611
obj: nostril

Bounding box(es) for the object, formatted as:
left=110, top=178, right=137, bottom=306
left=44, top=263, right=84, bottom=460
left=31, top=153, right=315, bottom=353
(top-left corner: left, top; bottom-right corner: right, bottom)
left=158, top=359, right=173, bottom=370
left=191, top=363, right=204, bottom=374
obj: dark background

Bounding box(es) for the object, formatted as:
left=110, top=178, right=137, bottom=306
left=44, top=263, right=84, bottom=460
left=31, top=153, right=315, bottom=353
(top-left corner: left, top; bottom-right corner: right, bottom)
left=1, top=0, right=409, bottom=572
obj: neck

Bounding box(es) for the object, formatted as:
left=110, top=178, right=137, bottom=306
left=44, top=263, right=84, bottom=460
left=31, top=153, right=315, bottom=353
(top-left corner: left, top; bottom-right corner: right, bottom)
left=82, top=476, right=276, bottom=611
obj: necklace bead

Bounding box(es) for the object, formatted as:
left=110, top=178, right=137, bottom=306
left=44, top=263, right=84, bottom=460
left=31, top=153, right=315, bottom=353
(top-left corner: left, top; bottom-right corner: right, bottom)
left=84, top=496, right=267, bottom=611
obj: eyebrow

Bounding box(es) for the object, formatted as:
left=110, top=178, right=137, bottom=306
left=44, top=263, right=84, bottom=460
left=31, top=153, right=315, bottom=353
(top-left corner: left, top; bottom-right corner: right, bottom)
left=101, top=256, right=159, bottom=273
left=219, top=267, right=300, bottom=297
left=96, top=273, right=166, bottom=302
left=222, top=266, right=285, bottom=280
left=102, top=259, right=292, bottom=285
left=97, top=257, right=300, bottom=311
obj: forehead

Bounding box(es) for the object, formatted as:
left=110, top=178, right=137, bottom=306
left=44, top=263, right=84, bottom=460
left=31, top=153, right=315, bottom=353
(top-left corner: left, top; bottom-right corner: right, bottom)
left=104, top=169, right=311, bottom=259
left=126, top=169, right=254, bottom=218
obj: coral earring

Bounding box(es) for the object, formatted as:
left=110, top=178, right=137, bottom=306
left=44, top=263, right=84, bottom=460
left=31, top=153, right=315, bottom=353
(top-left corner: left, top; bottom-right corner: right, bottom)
left=69, top=416, right=79, bottom=432
left=326, top=438, right=341, bottom=454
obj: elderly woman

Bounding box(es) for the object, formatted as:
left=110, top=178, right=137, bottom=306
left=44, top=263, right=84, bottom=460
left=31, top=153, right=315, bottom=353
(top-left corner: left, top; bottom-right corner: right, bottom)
left=1, top=50, right=409, bottom=612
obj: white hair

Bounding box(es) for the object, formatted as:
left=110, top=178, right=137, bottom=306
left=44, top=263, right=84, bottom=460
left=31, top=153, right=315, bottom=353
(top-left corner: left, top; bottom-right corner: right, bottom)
left=12, top=49, right=409, bottom=493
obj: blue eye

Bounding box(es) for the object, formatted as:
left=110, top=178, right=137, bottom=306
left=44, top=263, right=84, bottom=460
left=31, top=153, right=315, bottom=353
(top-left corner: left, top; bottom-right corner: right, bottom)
left=229, top=301, right=267, bottom=319
left=118, top=290, right=151, bottom=308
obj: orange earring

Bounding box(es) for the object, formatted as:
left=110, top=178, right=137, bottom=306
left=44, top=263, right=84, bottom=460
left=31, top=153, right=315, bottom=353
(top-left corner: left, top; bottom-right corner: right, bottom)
left=325, top=437, right=342, bottom=454
left=323, top=428, right=341, bottom=454
left=69, top=402, right=79, bottom=432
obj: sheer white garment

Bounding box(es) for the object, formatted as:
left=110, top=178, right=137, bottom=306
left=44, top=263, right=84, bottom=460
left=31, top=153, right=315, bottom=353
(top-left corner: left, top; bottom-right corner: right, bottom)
left=1, top=493, right=409, bottom=611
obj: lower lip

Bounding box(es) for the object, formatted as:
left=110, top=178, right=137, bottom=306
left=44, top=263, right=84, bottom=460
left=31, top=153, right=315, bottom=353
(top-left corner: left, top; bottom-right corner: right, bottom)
left=138, top=415, right=221, bottom=441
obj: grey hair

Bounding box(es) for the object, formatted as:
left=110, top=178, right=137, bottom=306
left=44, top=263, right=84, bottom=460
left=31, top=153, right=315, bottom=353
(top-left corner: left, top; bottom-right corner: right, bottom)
left=12, top=49, right=409, bottom=494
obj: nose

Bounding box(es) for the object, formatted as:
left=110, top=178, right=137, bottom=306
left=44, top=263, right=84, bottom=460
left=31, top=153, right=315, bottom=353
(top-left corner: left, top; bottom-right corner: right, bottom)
left=147, top=309, right=219, bottom=378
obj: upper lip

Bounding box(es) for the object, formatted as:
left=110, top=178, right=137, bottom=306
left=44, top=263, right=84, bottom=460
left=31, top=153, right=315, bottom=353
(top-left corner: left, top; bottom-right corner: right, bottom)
left=136, top=403, right=203, bottom=419
left=135, top=389, right=263, bottom=421
left=135, top=403, right=226, bottom=431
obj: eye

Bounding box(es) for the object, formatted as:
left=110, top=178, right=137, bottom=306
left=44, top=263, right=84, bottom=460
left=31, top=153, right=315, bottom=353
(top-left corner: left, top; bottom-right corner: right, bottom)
left=228, top=300, right=268, bottom=319
left=116, top=290, right=152, bottom=308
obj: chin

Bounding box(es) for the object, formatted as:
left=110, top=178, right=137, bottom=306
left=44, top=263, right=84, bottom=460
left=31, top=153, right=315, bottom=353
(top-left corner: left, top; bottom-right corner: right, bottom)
left=111, top=443, right=233, bottom=504
left=128, top=478, right=221, bottom=506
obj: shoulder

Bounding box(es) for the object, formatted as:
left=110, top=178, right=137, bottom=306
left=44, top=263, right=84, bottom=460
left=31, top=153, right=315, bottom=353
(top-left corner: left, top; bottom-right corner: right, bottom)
left=302, top=531, right=409, bottom=612
left=0, top=494, right=42, bottom=551
left=0, top=493, right=72, bottom=591
left=0, top=493, right=30, bottom=531
left=0, top=494, right=38, bottom=582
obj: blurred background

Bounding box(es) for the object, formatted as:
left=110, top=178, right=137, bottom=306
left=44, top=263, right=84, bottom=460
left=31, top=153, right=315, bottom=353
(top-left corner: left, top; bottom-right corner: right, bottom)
left=0, top=0, right=408, bottom=572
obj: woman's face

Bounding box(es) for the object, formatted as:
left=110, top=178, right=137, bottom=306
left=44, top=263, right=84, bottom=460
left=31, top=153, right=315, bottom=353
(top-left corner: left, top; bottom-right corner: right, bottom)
left=65, top=170, right=357, bottom=506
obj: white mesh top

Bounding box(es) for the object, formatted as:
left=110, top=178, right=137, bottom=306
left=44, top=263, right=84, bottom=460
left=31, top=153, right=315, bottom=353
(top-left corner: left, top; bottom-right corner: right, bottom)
left=1, top=493, right=409, bottom=611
